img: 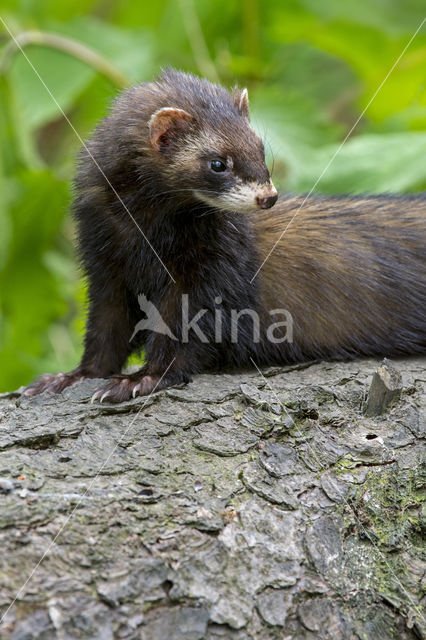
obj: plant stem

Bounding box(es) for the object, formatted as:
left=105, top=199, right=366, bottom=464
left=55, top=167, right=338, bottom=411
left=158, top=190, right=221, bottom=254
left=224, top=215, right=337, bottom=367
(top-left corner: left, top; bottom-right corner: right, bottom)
left=0, top=30, right=130, bottom=88
left=243, top=0, right=260, bottom=64
left=177, top=0, right=220, bottom=82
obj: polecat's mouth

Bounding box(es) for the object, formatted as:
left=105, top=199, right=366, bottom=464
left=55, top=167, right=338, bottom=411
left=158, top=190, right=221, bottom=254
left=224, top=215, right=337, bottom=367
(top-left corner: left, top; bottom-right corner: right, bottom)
left=193, top=181, right=278, bottom=213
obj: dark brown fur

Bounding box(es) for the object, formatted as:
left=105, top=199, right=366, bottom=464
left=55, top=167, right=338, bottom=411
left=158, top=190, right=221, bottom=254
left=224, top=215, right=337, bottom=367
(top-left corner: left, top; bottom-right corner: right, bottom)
left=24, top=70, right=426, bottom=403
left=256, top=195, right=425, bottom=360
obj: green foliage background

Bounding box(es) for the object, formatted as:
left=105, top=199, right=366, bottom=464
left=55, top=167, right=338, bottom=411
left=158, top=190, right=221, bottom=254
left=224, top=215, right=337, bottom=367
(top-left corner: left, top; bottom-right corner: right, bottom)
left=0, top=0, right=425, bottom=391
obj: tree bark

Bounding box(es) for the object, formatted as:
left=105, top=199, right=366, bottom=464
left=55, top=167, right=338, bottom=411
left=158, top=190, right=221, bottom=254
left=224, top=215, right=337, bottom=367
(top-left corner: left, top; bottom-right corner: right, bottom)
left=0, top=357, right=425, bottom=639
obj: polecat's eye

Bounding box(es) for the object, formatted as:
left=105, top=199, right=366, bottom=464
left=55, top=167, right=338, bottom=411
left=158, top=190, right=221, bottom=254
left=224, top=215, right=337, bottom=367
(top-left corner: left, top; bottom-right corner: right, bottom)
left=209, top=160, right=227, bottom=173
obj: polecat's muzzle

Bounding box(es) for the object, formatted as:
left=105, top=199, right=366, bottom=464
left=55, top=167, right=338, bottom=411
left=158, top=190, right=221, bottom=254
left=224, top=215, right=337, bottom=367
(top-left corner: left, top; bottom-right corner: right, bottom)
left=256, top=193, right=278, bottom=209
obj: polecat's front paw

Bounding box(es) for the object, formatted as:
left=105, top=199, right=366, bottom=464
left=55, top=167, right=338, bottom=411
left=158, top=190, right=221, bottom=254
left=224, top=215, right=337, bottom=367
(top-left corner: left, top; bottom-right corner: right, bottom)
left=22, top=371, right=86, bottom=396
left=90, top=374, right=165, bottom=404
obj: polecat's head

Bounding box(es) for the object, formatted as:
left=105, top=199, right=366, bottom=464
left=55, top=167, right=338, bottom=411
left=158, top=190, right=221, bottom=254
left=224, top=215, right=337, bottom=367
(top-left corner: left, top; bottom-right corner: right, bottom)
left=146, top=71, right=277, bottom=213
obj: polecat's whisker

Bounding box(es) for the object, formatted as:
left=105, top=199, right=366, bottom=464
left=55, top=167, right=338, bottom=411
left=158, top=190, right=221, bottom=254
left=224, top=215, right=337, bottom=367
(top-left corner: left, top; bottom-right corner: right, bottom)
left=266, top=138, right=275, bottom=178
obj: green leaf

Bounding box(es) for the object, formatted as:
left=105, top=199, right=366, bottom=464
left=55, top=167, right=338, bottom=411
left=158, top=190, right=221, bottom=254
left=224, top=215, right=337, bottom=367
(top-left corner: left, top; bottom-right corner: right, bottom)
left=289, top=132, right=426, bottom=193
left=9, top=46, right=95, bottom=130
left=0, top=75, right=42, bottom=171
left=269, top=3, right=426, bottom=126
left=0, top=169, right=71, bottom=391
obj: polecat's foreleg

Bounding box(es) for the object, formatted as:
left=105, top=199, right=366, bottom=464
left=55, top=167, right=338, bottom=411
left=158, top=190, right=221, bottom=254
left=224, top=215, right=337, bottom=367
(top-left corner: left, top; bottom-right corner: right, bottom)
left=89, top=364, right=190, bottom=403
left=89, top=330, right=194, bottom=403
left=23, top=280, right=134, bottom=396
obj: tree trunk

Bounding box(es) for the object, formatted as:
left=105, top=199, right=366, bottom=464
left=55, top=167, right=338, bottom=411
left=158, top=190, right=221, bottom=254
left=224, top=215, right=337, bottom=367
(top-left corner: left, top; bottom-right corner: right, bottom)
left=0, top=357, right=425, bottom=639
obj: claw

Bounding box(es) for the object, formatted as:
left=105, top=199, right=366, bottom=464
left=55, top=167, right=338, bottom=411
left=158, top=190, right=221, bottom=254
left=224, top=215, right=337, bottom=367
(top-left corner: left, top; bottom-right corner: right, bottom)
left=100, top=390, right=112, bottom=403
left=132, top=383, right=142, bottom=399
left=90, top=389, right=104, bottom=404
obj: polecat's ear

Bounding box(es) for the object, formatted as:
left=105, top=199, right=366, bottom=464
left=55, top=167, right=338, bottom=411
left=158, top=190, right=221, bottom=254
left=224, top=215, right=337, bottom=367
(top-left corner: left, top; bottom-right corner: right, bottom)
left=232, top=87, right=249, bottom=119
left=149, top=107, right=194, bottom=151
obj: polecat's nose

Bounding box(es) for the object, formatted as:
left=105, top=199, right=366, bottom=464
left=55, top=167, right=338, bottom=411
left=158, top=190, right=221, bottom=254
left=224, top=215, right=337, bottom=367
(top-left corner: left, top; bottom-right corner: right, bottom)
left=256, top=193, right=278, bottom=209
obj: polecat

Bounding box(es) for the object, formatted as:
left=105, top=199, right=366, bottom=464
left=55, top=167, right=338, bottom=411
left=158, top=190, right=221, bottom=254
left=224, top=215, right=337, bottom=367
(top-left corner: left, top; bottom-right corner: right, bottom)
left=24, top=69, right=426, bottom=403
